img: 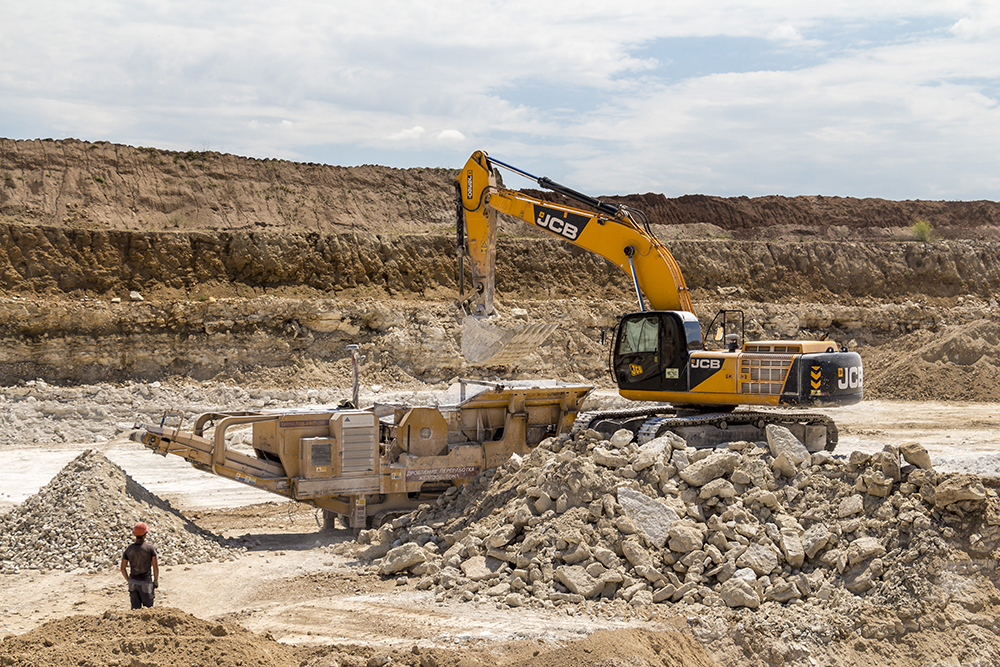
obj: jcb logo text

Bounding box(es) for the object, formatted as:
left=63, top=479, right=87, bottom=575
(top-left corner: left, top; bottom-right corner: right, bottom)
left=838, top=366, right=863, bottom=390
left=691, top=358, right=722, bottom=370
left=536, top=211, right=581, bottom=241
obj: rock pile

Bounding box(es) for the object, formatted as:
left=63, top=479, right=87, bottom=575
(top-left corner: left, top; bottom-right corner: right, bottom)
left=0, top=449, right=240, bottom=574
left=359, top=426, right=1000, bottom=613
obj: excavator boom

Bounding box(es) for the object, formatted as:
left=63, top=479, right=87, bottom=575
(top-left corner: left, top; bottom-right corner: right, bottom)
left=457, top=150, right=695, bottom=318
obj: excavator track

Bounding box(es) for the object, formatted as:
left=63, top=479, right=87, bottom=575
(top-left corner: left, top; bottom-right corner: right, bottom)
left=573, top=407, right=839, bottom=452
left=571, top=407, right=676, bottom=437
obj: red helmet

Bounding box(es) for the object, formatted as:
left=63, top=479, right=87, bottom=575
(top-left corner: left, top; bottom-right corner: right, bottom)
left=132, top=522, right=148, bottom=536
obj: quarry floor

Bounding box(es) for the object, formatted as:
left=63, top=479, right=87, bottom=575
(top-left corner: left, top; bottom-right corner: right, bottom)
left=2, top=397, right=1000, bottom=664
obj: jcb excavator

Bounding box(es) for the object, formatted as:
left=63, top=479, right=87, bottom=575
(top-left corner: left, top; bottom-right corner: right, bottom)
left=456, top=150, right=863, bottom=450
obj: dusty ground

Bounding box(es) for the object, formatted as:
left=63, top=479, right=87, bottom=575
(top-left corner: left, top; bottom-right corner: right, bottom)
left=2, top=397, right=1000, bottom=667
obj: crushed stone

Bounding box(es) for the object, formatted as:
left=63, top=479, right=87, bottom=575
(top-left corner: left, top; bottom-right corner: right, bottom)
left=0, top=450, right=241, bottom=574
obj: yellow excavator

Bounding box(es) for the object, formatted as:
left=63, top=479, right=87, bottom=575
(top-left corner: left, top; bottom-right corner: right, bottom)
left=456, top=150, right=863, bottom=449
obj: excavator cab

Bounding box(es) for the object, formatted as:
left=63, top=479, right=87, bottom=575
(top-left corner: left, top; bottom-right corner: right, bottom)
left=611, top=311, right=702, bottom=393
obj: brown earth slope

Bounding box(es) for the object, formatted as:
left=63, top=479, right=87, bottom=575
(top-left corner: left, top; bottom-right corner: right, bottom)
left=2, top=138, right=1000, bottom=396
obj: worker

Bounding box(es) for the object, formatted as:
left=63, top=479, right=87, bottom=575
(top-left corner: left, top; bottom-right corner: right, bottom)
left=120, top=522, right=159, bottom=609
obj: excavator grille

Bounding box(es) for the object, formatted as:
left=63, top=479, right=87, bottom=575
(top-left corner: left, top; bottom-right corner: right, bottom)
left=744, top=343, right=801, bottom=354
left=740, top=355, right=792, bottom=395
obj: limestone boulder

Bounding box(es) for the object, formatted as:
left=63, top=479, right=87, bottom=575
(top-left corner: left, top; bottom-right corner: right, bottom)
left=555, top=565, right=604, bottom=598
left=679, top=451, right=742, bottom=487
left=621, top=537, right=653, bottom=569
left=593, top=447, right=628, bottom=469
left=633, top=433, right=681, bottom=471
left=380, top=543, right=427, bottom=575
left=934, top=475, right=987, bottom=509
left=737, top=543, right=781, bottom=576
left=837, top=495, right=864, bottom=518
left=616, top=486, right=680, bottom=548
left=699, top=478, right=737, bottom=500
left=461, top=555, right=501, bottom=581
left=609, top=429, right=634, bottom=448
left=719, top=579, right=760, bottom=609
left=802, top=524, right=831, bottom=560
left=779, top=528, right=805, bottom=568
left=766, top=424, right=809, bottom=465
left=847, top=537, right=886, bottom=566
left=900, top=442, right=933, bottom=470
left=668, top=522, right=705, bottom=554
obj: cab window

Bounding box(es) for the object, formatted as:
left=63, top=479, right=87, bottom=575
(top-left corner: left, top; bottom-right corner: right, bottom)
left=617, top=316, right=659, bottom=355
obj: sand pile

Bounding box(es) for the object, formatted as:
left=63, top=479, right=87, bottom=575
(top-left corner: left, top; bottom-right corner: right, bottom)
left=0, top=607, right=299, bottom=667
left=864, top=319, right=1000, bottom=401
left=359, top=426, right=1000, bottom=616
left=0, top=608, right=716, bottom=667
left=0, top=449, right=240, bottom=574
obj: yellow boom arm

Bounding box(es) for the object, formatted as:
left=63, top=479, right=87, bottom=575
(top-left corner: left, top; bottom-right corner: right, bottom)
left=457, top=150, right=695, bottom=317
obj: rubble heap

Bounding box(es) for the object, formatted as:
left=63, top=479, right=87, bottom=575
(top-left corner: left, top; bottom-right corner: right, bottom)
left=0, top=450, right=240, bottom=574
left=360, top=426, right=1000, bottom=613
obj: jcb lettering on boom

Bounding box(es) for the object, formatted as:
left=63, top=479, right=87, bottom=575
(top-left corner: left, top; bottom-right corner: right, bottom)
left=533, top=205, right=589, bottom=241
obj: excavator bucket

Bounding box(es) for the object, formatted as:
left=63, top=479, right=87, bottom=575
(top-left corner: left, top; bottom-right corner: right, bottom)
left=461, top=316, right=559, bottom=365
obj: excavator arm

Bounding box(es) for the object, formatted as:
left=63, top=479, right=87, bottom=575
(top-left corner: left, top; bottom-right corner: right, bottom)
left=457, top=150, right=695, bottom=320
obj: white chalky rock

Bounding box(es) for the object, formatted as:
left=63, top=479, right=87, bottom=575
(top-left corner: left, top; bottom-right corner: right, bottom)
left=837, top=495, right=864, bottom=518
left=593, top=447, right=628, bottom=469
left=780, top=528, right=805, bottom=568
left=802, top=524, right=832, bottom=560
left=633, top=435, right=678, bottom=472
left=737, top=543, right=781, bottom=576
left=699, top=478, right=737, bottom=499
left=720, top=579, right=761, bottom=608
left=847, top=537, right=886, bottom=566
left=668, top=522, right=705, bottom=553
left=765, top=424, right=810, bottom=465
left=616, top=486, right=680, bottom=548
left=380, top=543, right=427, bottom=575
left=460, top=555, right=495, bottom=581
left=679, top=451, right=742, bottom=487
left=609, top=429, right=634, bottom=448
left=555, top=565, right=604, bottom=598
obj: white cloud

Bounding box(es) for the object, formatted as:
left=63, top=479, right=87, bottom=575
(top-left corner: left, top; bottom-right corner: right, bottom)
left=384, top=126, right=426, bottom=141
left=766, top=25, right=805, bottom=43
left=0, top=1, right=997, bottom=197
left=436, top=129, right=466, bottom=142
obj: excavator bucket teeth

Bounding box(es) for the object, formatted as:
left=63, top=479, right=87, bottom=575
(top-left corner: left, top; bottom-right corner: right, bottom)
left=461, top=317, right=559, bottom=365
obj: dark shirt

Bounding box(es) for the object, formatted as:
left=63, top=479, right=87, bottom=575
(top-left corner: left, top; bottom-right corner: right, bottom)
left=123, top=541, right=157, bottom=581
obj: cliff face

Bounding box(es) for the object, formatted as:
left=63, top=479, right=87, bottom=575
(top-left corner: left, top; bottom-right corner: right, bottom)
left=0, top=138, right=457, bottom=234
left=2, top=138, right=998, bottom=389
left=1, top=223, right=998, bottom=303
left=4, top=137, right=999, bottom=240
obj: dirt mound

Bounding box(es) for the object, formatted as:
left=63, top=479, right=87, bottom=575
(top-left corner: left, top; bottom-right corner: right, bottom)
left=0, top=607, right=299, bottom=667
left=865, top=319, right=1000, bottom=401
left=0, top=450, right=239, bottom=573
left=0, top=608, right=714, bottom=667
left=510, top=628, right=716, bottom=667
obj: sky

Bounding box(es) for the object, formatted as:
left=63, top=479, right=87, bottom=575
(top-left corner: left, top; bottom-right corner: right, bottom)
left=1, top=1, right=998, bottom=200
